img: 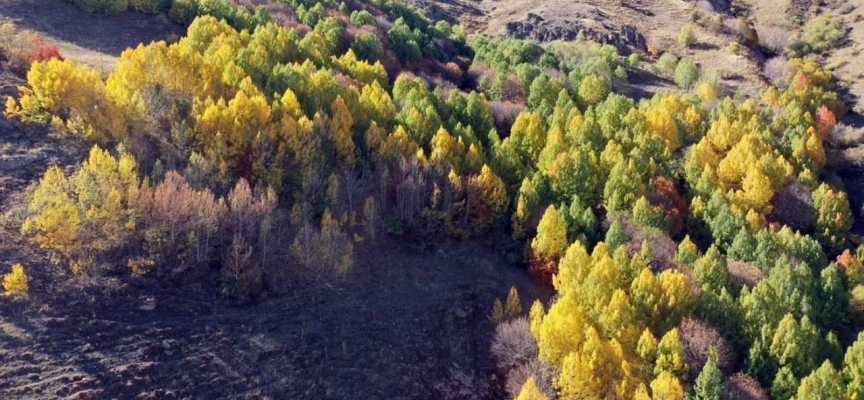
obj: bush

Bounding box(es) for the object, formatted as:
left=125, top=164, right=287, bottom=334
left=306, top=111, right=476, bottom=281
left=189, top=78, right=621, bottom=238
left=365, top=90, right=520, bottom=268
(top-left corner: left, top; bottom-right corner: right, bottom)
left=771, top=181, right=815, bottom=232
left=655, top=52, right=679, bottom=77
left=763, top=56, right=794, bottom=88
left=504, top=359, right=556, bottom=400
left=803, top=15, right=847, bottom=52
left=674, top=57, right=700, bottom=88
left=0, top=23, right=64, bottom=74
left=3, top=263, right=29, bottom=294
left=723, top=372, right=769, bottom=400
left=759, top=26, right=789, bottom=54
left=490, top=316, right=538, bottom=371
left=679, top=318, right=736, bottom=385
left=679, top=25, right=696, bottom=47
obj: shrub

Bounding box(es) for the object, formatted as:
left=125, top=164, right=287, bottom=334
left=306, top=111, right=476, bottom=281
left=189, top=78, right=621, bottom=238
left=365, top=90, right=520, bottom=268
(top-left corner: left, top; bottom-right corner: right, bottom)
left=505, top=359, right=556, bottom=400
left=763, top=56, right=794, bottom=88
left=803, top=15, right=847, bottom=52
left=3, top=263, right=29, bottom=294
left=724, top=17, right=759, bottom=47
left=679, top=318, right=736, bottom=385
left=679, top=25, right=696, bottom=47
left=491, top=316, right=538, bottom=371
left=655, top=52, right=679, bottom=77
left=674, top=57, right=700, bottom=88
left=0, top=23, right=63, bottom=74
left=759, top=26, right=789, bottom=54
left=723, top=372, right=769, bottom=400
left=771, top=181, right=815, bottom=232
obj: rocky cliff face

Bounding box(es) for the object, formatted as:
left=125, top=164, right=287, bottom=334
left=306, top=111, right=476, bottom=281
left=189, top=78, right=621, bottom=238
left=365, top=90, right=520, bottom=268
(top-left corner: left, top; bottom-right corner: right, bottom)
left=504, top=13, right=646, bottom=53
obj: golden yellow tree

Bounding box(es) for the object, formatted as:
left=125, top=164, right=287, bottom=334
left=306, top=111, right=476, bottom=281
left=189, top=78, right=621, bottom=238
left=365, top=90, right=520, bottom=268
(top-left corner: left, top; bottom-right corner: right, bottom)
left=3, top=263, right=29, bottom=294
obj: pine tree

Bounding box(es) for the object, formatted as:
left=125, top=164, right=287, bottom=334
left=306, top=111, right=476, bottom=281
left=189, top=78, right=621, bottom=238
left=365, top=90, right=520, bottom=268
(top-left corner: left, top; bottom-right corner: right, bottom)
left=504, top=286, right=523, bottom=318
left=606, top=220, right=628, bottom=252
left=844, top=331, right=864, bottom=400
left=693, top=347, right=724, bottom=400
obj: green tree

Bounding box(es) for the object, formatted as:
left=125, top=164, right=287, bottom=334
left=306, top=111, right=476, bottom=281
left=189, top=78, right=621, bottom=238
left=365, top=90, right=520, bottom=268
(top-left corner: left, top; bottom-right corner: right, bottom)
left=795, top=361, right=846, bottom=400
left=693, top=347, right=724, bottom=400
left=604, top=159, right=645, bottom=212
left=674, top=58, right=700, bottom=88
left=812, top=183, right=852, bottom=255
left=844, top=332, right=864, bottom=400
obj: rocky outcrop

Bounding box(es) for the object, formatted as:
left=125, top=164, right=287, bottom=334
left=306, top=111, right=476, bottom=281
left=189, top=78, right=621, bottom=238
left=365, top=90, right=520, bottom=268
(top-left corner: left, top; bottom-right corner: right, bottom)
left=505, top=14, right=646, bottom=53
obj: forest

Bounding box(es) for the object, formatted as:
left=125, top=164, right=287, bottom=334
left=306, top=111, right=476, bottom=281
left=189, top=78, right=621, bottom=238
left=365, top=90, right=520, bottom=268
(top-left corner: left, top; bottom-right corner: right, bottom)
left=2, top=0, right=864, bottom=399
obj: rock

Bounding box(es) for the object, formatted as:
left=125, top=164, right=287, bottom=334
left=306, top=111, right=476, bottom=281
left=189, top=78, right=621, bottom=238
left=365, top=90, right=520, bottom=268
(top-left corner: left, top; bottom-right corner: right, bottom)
left=164, top=350, right=173, bottom=356
left=505, top=17, right=646, bottom=54
left=161, top=340, right=171, bottom=349
left=139, top=297, right=156, bottom=311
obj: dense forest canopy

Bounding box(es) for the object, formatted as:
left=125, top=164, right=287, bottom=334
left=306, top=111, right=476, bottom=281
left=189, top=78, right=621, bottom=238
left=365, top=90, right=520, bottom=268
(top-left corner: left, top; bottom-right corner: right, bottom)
left=3, top=0, right=864, bottom=399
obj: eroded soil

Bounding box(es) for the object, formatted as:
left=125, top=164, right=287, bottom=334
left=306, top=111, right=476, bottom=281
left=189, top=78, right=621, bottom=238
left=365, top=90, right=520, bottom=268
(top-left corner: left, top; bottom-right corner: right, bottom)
left=0, top=225, right=551, bottom=400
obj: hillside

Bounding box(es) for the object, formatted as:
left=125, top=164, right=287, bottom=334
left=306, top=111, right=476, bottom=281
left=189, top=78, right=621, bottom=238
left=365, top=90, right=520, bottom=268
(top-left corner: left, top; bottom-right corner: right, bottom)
left=1, top=0, right=864, bottom=399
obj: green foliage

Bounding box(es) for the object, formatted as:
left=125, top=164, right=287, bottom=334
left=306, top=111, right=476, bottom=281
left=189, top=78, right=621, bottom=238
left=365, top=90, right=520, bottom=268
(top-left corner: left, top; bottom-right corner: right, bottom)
left=352, top=33, right=384, bottom=60
left=803, top=15, right=847, bottom=53
left=350, top=9, right=377, bottom=27
left=655, top=53, right=679, bottom=76
left=693, top=347, right=723, bottom=400
left=674, top=57, right=700, bottom=88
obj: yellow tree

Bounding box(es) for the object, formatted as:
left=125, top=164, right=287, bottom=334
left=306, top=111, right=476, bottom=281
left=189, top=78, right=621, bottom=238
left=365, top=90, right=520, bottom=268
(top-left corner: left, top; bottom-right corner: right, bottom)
left=477, top=164, right=509, bottom=223
left=330, top=95, right=356, bottom=166
left=650, top=371, right=685, bottom=400
left=3, top=263, right=29, bottom=294
left=516, top=377, right=549, bottom=400
left=532, top=205, right=569, bottom=261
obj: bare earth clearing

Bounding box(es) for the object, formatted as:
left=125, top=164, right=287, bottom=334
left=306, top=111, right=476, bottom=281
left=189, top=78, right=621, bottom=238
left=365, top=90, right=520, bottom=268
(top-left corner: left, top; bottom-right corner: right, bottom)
left=0, top=228, right=550, bottom=399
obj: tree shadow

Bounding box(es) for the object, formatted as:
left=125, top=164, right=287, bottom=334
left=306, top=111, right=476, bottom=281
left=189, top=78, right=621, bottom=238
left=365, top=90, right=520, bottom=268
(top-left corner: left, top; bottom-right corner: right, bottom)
left=0, top=0, right=184, bottom=57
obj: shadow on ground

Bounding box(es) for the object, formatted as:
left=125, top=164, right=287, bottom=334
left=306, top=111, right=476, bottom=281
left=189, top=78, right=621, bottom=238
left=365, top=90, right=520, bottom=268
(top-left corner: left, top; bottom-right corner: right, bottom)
left=0, top=0, right=184, bottom=57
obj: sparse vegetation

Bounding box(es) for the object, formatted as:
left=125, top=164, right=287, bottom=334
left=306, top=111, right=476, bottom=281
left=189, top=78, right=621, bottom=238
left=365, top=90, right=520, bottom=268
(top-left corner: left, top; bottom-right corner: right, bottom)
left=678, top=25, right=696, bottom=47
left=803, top=15, right=847, bottom=53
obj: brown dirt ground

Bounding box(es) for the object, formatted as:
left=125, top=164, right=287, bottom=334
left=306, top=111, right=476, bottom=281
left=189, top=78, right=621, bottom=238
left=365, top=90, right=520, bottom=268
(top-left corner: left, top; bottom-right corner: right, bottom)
left=0, top=0, right=184, bottom=74
left=0, top=197, right=552, bottom=400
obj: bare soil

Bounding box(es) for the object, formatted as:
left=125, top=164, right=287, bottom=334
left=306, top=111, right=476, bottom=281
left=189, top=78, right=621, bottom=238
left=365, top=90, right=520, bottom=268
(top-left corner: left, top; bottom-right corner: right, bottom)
left=0, top=0, right=184, bottom=74
left=0, top=211, right=551, bottom=400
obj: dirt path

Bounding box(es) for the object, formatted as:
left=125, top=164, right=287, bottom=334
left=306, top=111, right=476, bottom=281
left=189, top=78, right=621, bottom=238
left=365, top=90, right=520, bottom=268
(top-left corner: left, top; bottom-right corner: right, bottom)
left=0, top=0, right=184, bottom=74
left=0, top=234, right=551, bottom=399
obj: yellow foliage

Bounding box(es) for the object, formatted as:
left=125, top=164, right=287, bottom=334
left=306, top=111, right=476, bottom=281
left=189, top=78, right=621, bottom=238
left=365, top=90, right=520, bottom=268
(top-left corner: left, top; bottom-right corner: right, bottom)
left=516, top=377, right=549, bottom=400
left=3, top=263, right=29, bottom=294
left=650, top=371, right=685, bottom=400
